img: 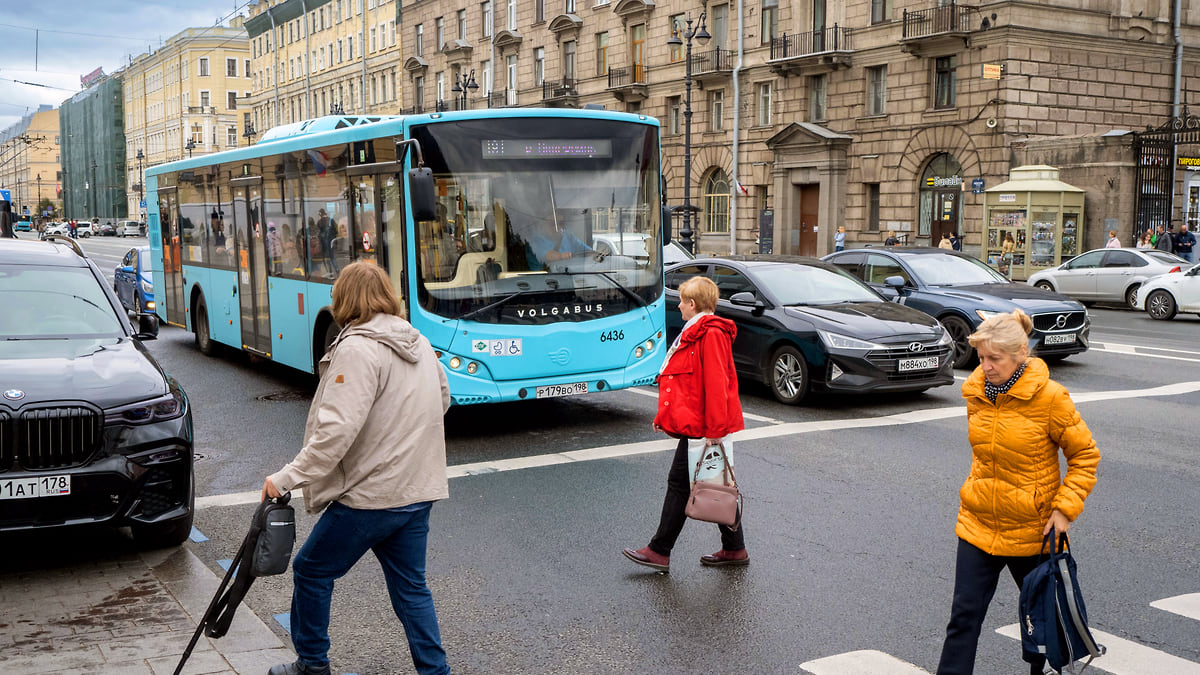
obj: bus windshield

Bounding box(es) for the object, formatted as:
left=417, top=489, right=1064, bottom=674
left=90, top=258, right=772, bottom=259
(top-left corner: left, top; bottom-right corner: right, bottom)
left=411, top=117, right=661, bottom=323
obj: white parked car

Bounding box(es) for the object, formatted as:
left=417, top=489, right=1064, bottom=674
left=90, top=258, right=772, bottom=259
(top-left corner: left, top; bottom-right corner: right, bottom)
left=118, top=220, right=144, bottom=237
left=76, top=222, right=95, bottom=237
left=1026, top=247, right=1188, bottom=308
left=592, top=232, right=652, bottom=260
left=1135, top=263, right=1200, bottom=320
left=41, top=222, right=70, bottom=237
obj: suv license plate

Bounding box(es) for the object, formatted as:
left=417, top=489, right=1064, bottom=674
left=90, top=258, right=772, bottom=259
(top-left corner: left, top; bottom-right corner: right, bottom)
left=898, top=356, right=940, bottom=372
left=536, top=382, right=589, bottom=399
left=1044, top=333, right=1076, bottom=345
left=0, top=475, right=71, bottom=500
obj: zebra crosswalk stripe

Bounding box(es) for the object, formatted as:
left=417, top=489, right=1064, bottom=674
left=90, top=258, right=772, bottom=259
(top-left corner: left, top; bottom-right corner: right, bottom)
left=995, top=624, right=1200, bottom=674
left=800, top=649, right=928, bottom=674
left=1150, top=593, right=1200, bottom=621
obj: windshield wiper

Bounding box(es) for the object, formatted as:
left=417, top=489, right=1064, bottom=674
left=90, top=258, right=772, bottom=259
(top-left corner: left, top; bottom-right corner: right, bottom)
left=594, top=271, right=648, bottom=308
left=458, top=290, right=532, bottom=322
left=71, top=294, right=107, bottom=313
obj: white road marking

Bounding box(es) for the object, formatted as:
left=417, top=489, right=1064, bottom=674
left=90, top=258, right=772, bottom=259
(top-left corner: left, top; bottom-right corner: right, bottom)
left=997, top=624, right=1200, bottom=674
left=195, top=379, right=1200, bottom=510
left=1091, top=342, right=1200, bottom=364
left=800, top=649, right=929, bottom=674
left=625, top=386, right=784, bottom=424
left=1151, top=593, right=1200, bottom=621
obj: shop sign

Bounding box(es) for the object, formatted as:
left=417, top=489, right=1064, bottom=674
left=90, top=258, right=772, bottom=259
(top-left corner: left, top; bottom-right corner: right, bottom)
left=926, top=175, right=961, bottom=188
left=998, top=193, right=1017, bottom=203
left=982, top=63, right=1004, bottom=80
left=1178, top=157, right=1200, bottom=169
left=971, top=178, right=985, bottom=194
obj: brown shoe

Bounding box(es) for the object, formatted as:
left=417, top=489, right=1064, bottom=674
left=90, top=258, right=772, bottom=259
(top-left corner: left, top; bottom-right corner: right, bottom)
left=700, top=549, right=749, bottom=567
left=622, top=546, right=669, bottom=572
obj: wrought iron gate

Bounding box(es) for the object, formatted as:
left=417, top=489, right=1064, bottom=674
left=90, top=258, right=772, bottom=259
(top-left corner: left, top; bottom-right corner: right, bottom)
left=1134, top=114, right=1200, bottom=236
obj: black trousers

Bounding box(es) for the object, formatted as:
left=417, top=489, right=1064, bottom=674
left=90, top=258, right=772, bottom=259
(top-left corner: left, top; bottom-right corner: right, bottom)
left=648, top=437, right=745, bottom=557
left=937, top=538, right=1045, bottom=675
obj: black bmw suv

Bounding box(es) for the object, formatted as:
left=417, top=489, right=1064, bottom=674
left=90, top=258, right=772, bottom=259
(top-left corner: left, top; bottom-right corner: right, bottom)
left=0, top=237, right=194, bottom=547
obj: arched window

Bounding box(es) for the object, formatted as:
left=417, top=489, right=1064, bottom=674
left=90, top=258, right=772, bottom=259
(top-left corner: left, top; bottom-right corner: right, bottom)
left=918, top=152, right=962, bottom=237
left=703, top=168, right=730, bottom=233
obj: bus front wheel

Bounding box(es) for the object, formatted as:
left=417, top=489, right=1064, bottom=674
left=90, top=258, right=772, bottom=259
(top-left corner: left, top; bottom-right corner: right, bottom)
left=194, top=300, right=216, bottom=356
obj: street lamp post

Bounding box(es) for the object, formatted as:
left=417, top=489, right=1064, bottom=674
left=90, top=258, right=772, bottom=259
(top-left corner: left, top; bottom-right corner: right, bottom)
left=185, top=139, right=196, bottom=158
left=136, top=149, right=145, bottom=219
left=243, top=122, right=257, bottom=146
left=36, top=173, right=41, bottom=222
left=451, top=70, right=479, bottom=111
left=666, top=7, right=710, bottom=254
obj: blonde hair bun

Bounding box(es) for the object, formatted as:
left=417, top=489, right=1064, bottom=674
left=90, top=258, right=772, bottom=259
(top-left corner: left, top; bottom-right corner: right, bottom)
left=967, top=309, right=1033, bottom=356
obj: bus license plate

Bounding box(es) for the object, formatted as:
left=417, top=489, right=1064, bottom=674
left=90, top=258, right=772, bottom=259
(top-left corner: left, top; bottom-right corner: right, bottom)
left=536, top=382, right=589, bottom=399
left=898, top=356, right=940, bottom=372
left=0, top=475, right=71, bottom=500
left=1044, top=333, right=1076, bottom=345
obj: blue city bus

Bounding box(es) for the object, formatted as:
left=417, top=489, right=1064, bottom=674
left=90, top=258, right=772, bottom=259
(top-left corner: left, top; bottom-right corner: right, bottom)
left=145, top=109, right=667, bottom=405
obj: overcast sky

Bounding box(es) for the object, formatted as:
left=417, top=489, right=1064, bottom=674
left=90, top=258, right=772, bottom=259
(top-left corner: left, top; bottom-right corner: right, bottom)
left=0, top=1, right=250, bottom=131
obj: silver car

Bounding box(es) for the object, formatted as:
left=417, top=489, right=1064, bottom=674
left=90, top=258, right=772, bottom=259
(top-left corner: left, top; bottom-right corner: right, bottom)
left=1026, top=247, right=1189, bottom=308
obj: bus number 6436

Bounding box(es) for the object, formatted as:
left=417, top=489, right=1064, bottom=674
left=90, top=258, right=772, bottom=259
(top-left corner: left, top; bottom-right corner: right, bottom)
left=600, top=330, right=625, bottom=342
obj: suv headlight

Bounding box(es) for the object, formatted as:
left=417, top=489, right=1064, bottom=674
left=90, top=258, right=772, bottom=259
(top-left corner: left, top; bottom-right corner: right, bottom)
left=818, top=330, right=884, bottom=351
left=104, top=390, right=185, bottom=425
left=975, top=310, right=1001, bottom=322
left=140, top=279, right=153, bottom=294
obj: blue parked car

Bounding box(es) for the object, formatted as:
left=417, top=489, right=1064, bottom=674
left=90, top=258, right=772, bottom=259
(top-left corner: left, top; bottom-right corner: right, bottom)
left=114, top=246, right=154, bottom=314
left=823, top=248, right=1090, bottom=367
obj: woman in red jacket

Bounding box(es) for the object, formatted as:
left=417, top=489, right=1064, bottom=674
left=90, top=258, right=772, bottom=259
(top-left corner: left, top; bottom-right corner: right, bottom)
left=623, top=276, right=746, bottom=572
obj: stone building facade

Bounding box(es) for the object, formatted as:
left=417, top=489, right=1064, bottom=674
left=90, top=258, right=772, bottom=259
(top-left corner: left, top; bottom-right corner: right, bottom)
left=122, top=24, right=251, bottom=220
left=0, top=106, right=62, bottom=221
left=393, top=0, right=1200, bottom=257
left=243, top=0, right=403, bottom=132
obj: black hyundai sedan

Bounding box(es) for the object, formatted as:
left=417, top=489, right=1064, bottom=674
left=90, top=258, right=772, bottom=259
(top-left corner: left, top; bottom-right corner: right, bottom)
left=665, top=256, right=955, bottom=404
left=0, top=237, right=194, bottom=547
left=823, top=248, right=1090, bottom=367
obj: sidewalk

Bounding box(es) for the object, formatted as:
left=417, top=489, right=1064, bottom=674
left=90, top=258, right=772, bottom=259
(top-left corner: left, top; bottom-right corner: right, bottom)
left=0, top=541, right=293, bottom=675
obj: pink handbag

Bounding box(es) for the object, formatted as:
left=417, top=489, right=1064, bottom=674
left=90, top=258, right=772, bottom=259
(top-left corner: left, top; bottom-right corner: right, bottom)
left=684, top=443, right=743, bottom=529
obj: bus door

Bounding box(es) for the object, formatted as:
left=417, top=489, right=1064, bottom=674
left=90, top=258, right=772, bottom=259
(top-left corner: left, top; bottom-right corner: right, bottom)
left=347, top=166, right=406, bottom=314
left=158, top=187, right=186, bottom=326
left=232, top=179, right=272, bottom=355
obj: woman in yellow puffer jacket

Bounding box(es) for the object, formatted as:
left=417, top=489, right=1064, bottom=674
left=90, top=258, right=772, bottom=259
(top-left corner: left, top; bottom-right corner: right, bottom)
left=936, top=309, right=1100, bottom=675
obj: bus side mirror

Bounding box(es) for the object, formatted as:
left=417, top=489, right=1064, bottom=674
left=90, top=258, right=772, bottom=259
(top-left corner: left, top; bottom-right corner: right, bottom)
left=409, top=167, right=437, bottom=222
left=661, top=205, right=673, bottom=244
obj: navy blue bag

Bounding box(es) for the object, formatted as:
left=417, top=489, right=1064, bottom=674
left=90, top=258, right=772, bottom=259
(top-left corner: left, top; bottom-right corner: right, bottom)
left=1018, top=531, right=1105, bottom=674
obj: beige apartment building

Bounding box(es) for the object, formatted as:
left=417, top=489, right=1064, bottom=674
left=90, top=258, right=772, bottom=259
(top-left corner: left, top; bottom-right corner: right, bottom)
left=243, top=0, right=402, bottom=132
left=0, top=106, right=62, bottom=221
left=122, top=24, right=251, bottom=219
left=394, top=0, right=1200, bottom=259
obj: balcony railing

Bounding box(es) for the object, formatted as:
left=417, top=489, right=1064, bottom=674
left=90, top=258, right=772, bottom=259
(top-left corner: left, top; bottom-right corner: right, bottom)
left=689, top=48, right=734, bottom=74
left=186, top=106, right=217, bottom=115
left=542, top=77, right=578, bottom=100
left=770, top=25, right=852, bottom=60
left=902, top=2, right=977, bottom=39
left=435, top=100, right=450, bottom=112
left=607, top=64, right=646, bottom=89
left=486, top=89, right=517, bottom=108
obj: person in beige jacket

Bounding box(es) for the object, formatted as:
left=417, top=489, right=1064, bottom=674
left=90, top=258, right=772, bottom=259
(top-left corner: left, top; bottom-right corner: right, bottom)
left=263, top=262, right=451, bottom=675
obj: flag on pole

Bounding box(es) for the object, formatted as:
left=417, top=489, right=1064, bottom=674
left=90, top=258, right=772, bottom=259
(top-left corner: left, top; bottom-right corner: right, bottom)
left=307, top=149, right=329, bottom=176
left=734, top=180, right=749, bottom=196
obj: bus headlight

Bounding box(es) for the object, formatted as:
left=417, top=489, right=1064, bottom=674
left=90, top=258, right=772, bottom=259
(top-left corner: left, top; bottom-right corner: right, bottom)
left=449, top=357, right=462, bottom=369
left=466, top=362, right=479, bottom=374
left=635, top=346, right=645, bottom=358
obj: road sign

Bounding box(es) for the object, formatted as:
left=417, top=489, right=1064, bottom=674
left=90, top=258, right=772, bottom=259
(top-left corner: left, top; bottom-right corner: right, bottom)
left=971, top=178, right=986, bottom=194
left=140, top=200, right=147, bottom=208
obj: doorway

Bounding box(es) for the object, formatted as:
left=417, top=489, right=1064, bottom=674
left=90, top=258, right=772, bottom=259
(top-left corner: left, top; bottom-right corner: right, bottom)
left=798, top=184, right=820, bottom=256
left=232, top=182, right=272, bottom=356
left=932, top=188, right=960, bottom=243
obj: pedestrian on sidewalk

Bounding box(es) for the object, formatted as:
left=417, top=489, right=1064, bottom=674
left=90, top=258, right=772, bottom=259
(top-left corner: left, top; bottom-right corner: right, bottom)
left=262, top=262, right=452, bottom=675
left=936, top=309, right=1100, bottom=675
left=1154, top=224, right=1174, bottom=253
left=834, top=225, right=846, bottom=252
left=1174, top=224, right=1196, bottom=263
left=938, top=232, right=954, bottom=250
left=623, top=276, right=747, bottom=572
left=1105, top=229, right=1121, bottom=248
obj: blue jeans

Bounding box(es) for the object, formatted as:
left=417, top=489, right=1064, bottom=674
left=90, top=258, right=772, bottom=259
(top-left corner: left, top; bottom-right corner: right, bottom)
left=1183, top=251, right=1195, bottom=263
left=291, top=501, right=449, bottom=675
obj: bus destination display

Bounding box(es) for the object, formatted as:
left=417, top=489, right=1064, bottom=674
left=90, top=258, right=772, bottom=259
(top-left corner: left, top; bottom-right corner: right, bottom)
left=482, top=139, right=613, bottom=159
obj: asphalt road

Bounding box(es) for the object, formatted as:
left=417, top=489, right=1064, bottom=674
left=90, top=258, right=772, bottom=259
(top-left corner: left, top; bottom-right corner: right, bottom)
left=18, top=241, right=1200, bottom=674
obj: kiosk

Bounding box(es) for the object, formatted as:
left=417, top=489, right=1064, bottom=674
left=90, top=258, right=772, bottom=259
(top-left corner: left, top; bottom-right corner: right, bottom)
left=983, top=165, right=1085, bottom=281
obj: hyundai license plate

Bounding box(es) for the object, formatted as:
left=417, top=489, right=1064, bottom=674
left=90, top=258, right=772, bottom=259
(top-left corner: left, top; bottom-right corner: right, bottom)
left=536, top=382, right=589, bottom=399
left=898, top=356, right=940, bottom=372
left=1044, top=333, right=1076, bottom=345
left=0, top=475, right=71, bottom=500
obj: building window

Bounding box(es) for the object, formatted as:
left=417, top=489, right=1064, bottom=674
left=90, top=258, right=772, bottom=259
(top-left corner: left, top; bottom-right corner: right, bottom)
left=435, top=17, right=444, bottom=49
left=348, top=36, right=354, bottom=59
left=761, top=0, right=778, bottom=44
left=535, top=0, right=545, bottom=23
left=200, top=90, right=211, bottom=108
left=866, top=65, right=887, bottom=115
left=226, top=58, right=237, bottom=77
left=631, top=24, right=645, bottom=78
left=704, top=169, right=731, bottom=233
left=563, top=40, right=576, bottom=79
left=482, top=2, right=492, bottom=37
left=227, top=91, right=238, bottom=110
left=810, top=74, right=827, bottom=121
left=669, top=14, right=684, bottom=62
left=457, top=10, right=466, bottom=39
left=416, top=24, right=424, bottom=56
left=867, top=183, right=881, bottom=231
left=871, top=0, right=891, bottom=24
left=934, top=55, right=957, bottom=109
left=507, top=55, right=518, bottom=104
left=757, top=82, right=772, bottom=126
left=244, top=59, right=251, bottom=76
left=507, top=0, right=517, bottom=30
left=667, top=96, right=681, bottom=135
left=415, top=75, right=425, bottom=109
left=437, top=71, right=445, bottom=102
left=709, top=89, right=724, bottom=131
left=199, top=57, right=209, bottom=77
left=534, top=47, right=545, bottom=85
left=481, top=59, right=491, bottom=93
left=596, top=32, right=609, bottom=76
left=371, top=27, right=377, bottom=52
left=227, top=126, right=238, bottom=148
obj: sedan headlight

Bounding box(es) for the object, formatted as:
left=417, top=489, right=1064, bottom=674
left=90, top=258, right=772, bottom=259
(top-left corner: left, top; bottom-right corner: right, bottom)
left=140, top=279, right=153, bottom=294
left=104, top=390, right=186, bottom=426
left=976, top=310, right=1001, bottom=322
left=817, top=330, right=885, bottom=351
left=936, top=329, right=954, bottom=345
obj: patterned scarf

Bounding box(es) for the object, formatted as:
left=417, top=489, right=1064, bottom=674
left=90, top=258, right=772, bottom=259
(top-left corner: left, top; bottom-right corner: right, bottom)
left=984, top=361, right=1027, bottom=404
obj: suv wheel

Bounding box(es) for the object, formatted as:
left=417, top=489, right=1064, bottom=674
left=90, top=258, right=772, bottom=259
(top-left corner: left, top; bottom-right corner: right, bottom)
left=1146, top=290, right=1177, bottom=320
left=941, top=315, right=975, bottom=368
